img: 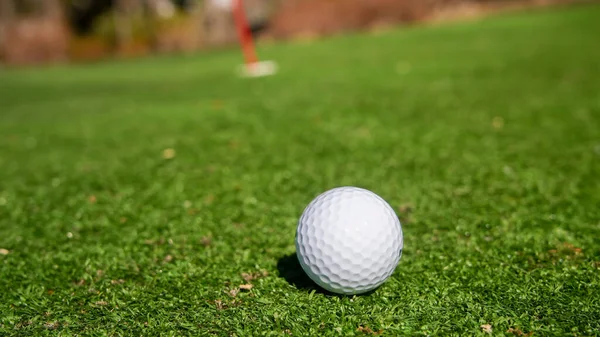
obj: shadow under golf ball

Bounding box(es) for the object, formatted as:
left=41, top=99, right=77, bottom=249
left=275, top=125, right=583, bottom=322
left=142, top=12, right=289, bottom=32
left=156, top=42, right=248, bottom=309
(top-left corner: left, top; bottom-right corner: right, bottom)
left=276, top=253, right=377, bottom=297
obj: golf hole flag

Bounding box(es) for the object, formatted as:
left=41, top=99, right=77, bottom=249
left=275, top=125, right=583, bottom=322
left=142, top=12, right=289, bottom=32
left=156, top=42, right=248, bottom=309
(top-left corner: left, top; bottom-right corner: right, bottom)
left=210, top=0, right=277, bottom=77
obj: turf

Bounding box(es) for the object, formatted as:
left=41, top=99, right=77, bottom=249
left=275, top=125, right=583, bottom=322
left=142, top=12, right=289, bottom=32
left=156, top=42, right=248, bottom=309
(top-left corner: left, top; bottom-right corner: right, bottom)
left=1, top=4, right=599, bottom=336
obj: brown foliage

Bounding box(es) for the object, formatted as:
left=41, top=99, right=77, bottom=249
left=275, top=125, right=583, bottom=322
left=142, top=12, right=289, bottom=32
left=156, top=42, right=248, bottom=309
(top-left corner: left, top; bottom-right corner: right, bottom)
left=153, top=19, right=204, bottom=54
left=68, top=36, right=111, bottom=62
left=0, top=0, right=586, bottom=65
left=0, top=17, right=70, bottom=65
left=265, top=0, right=583, bottom=40
left=267, top=0, right=439, bottom=40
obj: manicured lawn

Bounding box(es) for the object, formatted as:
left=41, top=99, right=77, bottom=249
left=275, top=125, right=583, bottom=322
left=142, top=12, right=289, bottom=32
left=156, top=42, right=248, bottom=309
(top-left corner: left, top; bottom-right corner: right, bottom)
left=1, top=4, right=599, bottom=336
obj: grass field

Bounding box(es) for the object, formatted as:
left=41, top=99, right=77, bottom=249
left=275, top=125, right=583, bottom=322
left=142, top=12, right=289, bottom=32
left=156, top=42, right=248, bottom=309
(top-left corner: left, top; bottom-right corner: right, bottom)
left=1, top=3, right=600, bottom=336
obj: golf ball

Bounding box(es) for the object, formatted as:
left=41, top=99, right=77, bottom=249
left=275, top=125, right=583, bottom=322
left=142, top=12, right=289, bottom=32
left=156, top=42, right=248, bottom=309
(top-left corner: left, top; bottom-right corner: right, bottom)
left=295, top=186, right=403, bottom=295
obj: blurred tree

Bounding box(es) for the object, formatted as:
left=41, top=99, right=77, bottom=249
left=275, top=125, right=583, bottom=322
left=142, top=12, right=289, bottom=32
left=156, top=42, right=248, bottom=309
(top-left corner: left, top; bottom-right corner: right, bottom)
left=69, top=0, right=115, bottom=35
left=46, top=0, right=65, bottom=18
left=0, top=0, right=17, bottom=21
left=67, top=0, right=194, bottom=35
left=0, top=0, right=17, bottom=60
left=0, top=0, right=69, bottom=65
left=113, top=0, right=139, bottom=48
left=111, top=0, right=184, bottom=52
left=146, top=0, right=205, bottom=53
left=2, top=0, right=66, bottom=17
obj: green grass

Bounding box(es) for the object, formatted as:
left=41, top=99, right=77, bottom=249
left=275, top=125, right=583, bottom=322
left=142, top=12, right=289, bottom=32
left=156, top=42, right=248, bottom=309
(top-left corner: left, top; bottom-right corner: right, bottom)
left=1, top=4, right=600, bottom=336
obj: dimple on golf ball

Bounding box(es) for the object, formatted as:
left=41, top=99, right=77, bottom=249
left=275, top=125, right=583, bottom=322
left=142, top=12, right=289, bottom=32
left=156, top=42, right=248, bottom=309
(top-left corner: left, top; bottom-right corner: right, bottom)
left=295, top=186, right=403, bottom=295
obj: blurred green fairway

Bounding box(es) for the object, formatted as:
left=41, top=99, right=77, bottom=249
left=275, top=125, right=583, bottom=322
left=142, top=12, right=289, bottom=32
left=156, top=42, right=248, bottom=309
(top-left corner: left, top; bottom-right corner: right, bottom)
left=1, top=3, right=599, bottom=336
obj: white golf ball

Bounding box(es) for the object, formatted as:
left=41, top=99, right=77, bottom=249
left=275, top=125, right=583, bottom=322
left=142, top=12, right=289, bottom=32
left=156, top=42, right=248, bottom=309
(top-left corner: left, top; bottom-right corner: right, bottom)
left=295, top=186, right=403, bottom=295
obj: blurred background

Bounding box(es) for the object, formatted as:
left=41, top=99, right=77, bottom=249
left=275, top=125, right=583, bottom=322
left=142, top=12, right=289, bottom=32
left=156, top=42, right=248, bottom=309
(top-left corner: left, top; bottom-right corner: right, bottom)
left=0, top=0, right=587, bottom=67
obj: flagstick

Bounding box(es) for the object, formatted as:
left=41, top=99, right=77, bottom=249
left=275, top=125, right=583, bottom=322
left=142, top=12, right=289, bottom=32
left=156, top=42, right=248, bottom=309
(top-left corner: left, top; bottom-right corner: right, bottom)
left=232, top=0, right=277, bottom=77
